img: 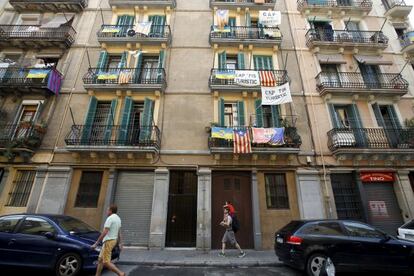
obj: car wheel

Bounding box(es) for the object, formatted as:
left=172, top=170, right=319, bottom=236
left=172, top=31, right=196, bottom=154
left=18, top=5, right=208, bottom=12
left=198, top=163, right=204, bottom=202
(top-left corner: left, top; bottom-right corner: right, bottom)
left=55, top=253, right=82, bottom=276
left=306, top=253, right=327, bottom=276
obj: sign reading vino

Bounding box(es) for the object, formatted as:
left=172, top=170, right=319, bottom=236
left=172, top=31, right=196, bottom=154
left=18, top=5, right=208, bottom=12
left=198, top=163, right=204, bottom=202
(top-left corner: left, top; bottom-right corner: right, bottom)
left=360, top=172, right=394, bottom=183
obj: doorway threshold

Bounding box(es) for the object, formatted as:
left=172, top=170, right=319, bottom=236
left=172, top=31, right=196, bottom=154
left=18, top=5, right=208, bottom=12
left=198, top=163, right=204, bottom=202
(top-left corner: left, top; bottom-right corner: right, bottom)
left=164, top=247, right=196, bottom=251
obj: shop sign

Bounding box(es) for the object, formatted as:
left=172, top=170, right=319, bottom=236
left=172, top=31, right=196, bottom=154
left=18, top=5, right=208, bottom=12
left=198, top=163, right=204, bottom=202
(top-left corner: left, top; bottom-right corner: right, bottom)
left=360, top=172, right=394, bottom=183
left=368, top=201, right=389, bottom=218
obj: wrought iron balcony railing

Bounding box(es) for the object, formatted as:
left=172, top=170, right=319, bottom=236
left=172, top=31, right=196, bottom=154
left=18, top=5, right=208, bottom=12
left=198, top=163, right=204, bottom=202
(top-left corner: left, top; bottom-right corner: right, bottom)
left=297, top=0, right=372, bottom=10
left=210, top=25, right=282, bottom=44
left=0, top=67, right=62, bottom=95
left=0, top=25, right=76, bottom=48
left=383, top=0, right=408, bottom=10
left=208, top=126, right=302, bottom=150
left=306, top=29, right=388, bottom=47
left=108, top=0, right=176, bottom=8
left=97, top=24, right=171, bottom=45
left=209, top=69, right=289, bottom=89
left=383, top=0, right=412, bottom=17
left=65, top=124, right=160, bottom=151
left=0, top=122, right=46, bottom=155
left=399, top=31, right=414, bottom=50
left=316, top=72, right=408, bottom=93
left=327, top=127, right=414, bottom=151
left=210, top=0, right=276, bottom=6
left=83, top=68, right=166, bottom=88
left=9, top=0, right=88, bottom=12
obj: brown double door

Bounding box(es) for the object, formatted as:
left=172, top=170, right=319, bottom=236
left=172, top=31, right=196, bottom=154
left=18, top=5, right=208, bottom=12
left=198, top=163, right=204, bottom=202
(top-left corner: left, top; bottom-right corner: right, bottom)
left=212, top=172, right=254, bottom=249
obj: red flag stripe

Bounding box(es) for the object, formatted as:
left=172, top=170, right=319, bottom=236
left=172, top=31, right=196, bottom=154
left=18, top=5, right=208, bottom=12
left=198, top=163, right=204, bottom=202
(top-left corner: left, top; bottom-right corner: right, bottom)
left=233, top=129, right=252, bottom=154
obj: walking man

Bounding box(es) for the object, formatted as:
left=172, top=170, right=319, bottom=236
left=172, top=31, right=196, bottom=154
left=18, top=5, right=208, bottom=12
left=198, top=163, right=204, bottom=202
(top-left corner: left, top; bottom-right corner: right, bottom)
left=91, top=204, right=125, bottom=276
left=219, top=207, right=246, bottom=258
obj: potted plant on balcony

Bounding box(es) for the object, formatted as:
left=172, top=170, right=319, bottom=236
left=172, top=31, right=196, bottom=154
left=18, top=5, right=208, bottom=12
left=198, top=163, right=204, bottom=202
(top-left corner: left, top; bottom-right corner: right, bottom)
left=281, top=118, right=302, bottom=147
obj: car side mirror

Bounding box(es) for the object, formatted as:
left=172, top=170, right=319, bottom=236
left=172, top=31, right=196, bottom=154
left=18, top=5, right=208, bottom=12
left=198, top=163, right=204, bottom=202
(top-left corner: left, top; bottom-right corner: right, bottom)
left=44, top=232, right=55, bottom=239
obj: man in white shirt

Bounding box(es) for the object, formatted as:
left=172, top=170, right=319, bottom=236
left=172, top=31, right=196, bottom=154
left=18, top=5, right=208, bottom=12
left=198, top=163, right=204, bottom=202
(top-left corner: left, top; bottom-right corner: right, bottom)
left=91, top=204, right=125, bottom=276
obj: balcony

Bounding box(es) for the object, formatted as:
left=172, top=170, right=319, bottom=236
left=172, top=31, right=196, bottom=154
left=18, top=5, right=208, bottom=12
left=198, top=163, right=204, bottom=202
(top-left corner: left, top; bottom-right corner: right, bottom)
left=0, top=25, right=76, bottom=49
left=306, top=29, right=388, bottom=52
left=9, top=0, right=87, bottom=12
left=0, top=123, right=46, bottom=160
left=383, top=0, right=412, bottom=18
left=297, top=0, right=372, bottom=17
left=208, top=125, right=301, bottom=158
left=209, top=69, right=289, bottom=92
left=399, top=31, right=414, bottom=56
left=0, top=67, right=62, bottom=95
left=210, top=0, right=276, bottom=9
left=210, top=26, right=282, bottom=47
left=327, top=128, right=414, bottom=160
left=108, top=0, right=176, bottom=8
left=65, top=125, right=160, bottom=155
left=316, top=72, right=408, bottom=97
left=97, top=25, right=171, bottom=46
left=83, top=68, right=166, bottom=92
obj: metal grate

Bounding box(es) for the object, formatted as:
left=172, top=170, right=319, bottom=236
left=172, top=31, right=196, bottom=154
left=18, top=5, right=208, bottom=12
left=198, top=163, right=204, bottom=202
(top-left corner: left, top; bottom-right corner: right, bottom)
left=6, top=170, right=36, bottom=207
left=331, top=174, right=364, bottom=220
left=265, top=173, right=289, bottom=209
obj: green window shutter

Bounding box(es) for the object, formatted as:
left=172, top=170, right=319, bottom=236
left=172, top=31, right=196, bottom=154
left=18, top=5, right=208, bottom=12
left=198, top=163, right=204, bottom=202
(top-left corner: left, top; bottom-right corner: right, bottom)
left=219, top=98, right=225, bottom=126
left=157, top=50, right=165, bottom=82
left=253, top=56, right=261, bottom=70
left=134, top=52, right=143, bottom=82
left=139, top=98, right=155, bottom=142
left=81, top=96, right=98, bottom=143
left=387, top=105, right=402, bottom=129
left=118, top=96, right=133, bottom=144
left=229, top=17, right=236, bottom=26
left=119, top=51, right=128, bottom=69
left=96, top=51, right=108, bottom=69
left=237, top=52, right=245, bottom=70
left=104, top=99, right=118, bottom=143
left=349, top=104, right=363, bottom=129
left=271, top=105, right=280, bottom=128
left=254, top=56, right=273, bottom=70
left=218, top=51, right=227, bottom=70
left=237, top=101, right=245, bottom=126
left=349, top=104, right=366, bottom=147
left=125, top=15, right=134, bottom=26
left=372, top=103, right=385, bottom=128
left=255, top=99, right=263, bottom=127
left=245, top=12, right=251, bottom=27
left=264, top=56, right=273, bottom=70
left=149, top=15, right=166, bottom=36
left=328, top=104, right=341, bottom=128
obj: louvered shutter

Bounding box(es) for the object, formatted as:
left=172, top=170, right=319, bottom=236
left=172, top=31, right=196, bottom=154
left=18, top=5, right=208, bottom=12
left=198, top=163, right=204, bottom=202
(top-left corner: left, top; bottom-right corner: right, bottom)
left=97, top=51, right=109, bottom=70
left=134, top=52, right=143, bottom=83
left=237, top=101, right=245, bottom=126
left=118, top=97, right=133, bottom=144
left=139, top=98, right=154, bottom=142
left=349, top=104, right=366, bottom=147
left=219, top=98, right=225, bottom=126
left=328, top=104, right=341, bottom=128
left=157, top=50, right=165, bottom=83
left=237, top=52, right=245, bottom=70
left=81, top=96, right=98, bottom=143
left=255, top=99, right=263, bottom=127
left=103, top=99, right=118, bottom=143
left=271, top=105, right=280, bottom=127
left=119, top=51, right=128, bottom=69
left=218, top=51, right=227, bottom=70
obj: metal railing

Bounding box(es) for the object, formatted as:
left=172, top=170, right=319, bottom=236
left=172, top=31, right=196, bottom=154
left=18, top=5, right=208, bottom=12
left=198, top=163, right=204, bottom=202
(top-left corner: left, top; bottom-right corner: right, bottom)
left=65, top=124, right=160, bottom=150
left=316, top=72, right=408, bottom=91
left=97, top=24, right=171, bottom=40
left=297, top=0, right=372, bottom=9
left=399, top=31, right=414, bottom=49
left=211, top=0, right=276, bottom=3
left=0, top=122, right=46, bottom=149
left=209, top=69, right=288, bottom=87
left=208, top=126, right=301, bottom=149
left=0, top=67, right=63, bottom=91
left=83, top=68, right=166, bottom=86
left=0, top=25, right=76, bottom=46
left=210, top=25, right=282, bottom=41
left=383, top=0, right=408, bottom=10
left=327, top=127, right=414, bottom=151
left=306, top=29, right=388, bottom=46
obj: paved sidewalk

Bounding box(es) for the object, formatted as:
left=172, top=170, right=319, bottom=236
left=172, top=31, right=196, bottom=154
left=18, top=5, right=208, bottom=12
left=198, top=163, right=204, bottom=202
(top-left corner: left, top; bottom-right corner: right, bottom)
left=115, top=248, right=282, bottom=267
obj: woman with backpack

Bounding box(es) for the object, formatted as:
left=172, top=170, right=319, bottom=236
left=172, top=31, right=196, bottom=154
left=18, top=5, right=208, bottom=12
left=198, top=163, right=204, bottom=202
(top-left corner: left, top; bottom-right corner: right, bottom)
left=219, top=207, right=246, bottom=258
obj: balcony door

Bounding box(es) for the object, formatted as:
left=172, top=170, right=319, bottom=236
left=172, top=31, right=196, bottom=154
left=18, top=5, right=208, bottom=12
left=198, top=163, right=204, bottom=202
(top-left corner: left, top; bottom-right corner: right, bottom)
left=372, top=104, right=401, bottom=148
left=359, top=63, right=381, bottom=88
left=141, top=56, right=159, bottom=84
left=127, top=102, right=143, bottom=144
left=253, top=55, right=273, bottom=70
left=148, top=15, right=166, bottom=37
left=254, top=101, right=281, bottom=128
left=310, top=21, right=333, bottom=41
left=347, top=21, right=363, bottom=43
left=14, top=105, right=37, bottom=139
left=320, top=64, right=340, bottom=87
left=90, top=102, right=112, bottom=143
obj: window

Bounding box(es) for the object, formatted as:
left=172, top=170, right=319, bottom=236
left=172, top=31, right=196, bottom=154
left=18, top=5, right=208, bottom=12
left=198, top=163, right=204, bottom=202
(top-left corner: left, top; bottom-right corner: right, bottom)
left=334, top=106, right=351, bottom=128
left=262, top=106, right=273, bottom=128
left=224, top=103, right=238, bottom=127
left=265, top=174, right=289, bottom=209
left=226, top=56, right=238, bottom=70
left=6, top=170, right=36, bottom=207
left=141, top=56, right=159, bottom=81
left=0, top=215, right=23, bottom=233
left=74, top=171, right=103, bottom=208
left=18, top=217, right=55, bottom=236
left=299, top=222, right=346, bottom=236
left=107, top=56, right=121, bottom=69
left=395, top=28, right=406, bottom=38
left=253, top=55, right=273, bottom=70
left=343, top=221, right=385, bottom=239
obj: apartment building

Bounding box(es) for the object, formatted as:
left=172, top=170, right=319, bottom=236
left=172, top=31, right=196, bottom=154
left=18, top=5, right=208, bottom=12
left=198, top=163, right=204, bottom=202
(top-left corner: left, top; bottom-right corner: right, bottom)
left=0, top=0, right=412, bottom=250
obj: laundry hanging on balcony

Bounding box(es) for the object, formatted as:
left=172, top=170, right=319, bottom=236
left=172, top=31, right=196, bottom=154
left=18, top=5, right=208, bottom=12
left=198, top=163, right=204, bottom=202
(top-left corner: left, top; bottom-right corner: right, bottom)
left=259, top=11, right=281, bottom=27
left=27, top=69, right=50, bottom=79
left=211, top=127, right=233, bottom=140
left=40, top=13, right=74, bottom=28
left=216, top=9, right=229, bottom=30
left=261, top=82, right=292, bottom=105
left=118, top=70, right=133, bottom=84
left=97, top=71, right=119, bottom=80
left=233, top=129, right=252, bottom=154
left=234, top=70, right=260, bottom=87
left=135, top=21, right=152, bottom=36
left=263, top=27, right=282, bottom=38
left=252, top=127, right=285, bottom=146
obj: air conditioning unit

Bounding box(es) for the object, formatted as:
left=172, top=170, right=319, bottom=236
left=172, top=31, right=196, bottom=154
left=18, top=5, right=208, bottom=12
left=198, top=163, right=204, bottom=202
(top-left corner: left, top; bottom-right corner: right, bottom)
left=127, top=29, right=136, bottom=37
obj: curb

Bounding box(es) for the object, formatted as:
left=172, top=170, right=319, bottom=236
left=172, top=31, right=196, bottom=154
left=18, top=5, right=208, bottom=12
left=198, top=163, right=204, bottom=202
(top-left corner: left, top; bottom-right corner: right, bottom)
left=116, top=260, right=284, bottom=267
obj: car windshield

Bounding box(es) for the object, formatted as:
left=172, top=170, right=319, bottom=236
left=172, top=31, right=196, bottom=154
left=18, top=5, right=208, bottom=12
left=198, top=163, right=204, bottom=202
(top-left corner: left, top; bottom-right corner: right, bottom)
left=55, top=217, right=97, bottom=234
left=402, top=220, right=414, bottom=230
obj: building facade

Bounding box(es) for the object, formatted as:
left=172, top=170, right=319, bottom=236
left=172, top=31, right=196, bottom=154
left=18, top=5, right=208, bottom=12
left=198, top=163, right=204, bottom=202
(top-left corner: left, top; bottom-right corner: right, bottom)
left=0, top=0, right=412, bottom=250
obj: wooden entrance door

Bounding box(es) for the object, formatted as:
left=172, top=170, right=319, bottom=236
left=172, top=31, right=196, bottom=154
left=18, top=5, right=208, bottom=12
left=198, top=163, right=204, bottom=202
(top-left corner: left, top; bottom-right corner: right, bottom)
left=212, top=172, right=253, bottom=249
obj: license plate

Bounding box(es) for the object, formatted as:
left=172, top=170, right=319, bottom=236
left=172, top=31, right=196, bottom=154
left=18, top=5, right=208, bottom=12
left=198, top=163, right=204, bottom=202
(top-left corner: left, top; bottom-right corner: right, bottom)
left=277, top=237, right=283, bottom=244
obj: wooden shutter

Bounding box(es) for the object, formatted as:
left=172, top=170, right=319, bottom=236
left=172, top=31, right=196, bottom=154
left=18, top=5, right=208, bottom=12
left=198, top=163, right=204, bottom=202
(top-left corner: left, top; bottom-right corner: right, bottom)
left=349, top=104, right=366, bottom=147
left=271, top=105, right=280, bottom=127
left=139, top=98, right=154, bottom=142
left=96, top=51, right=108, bottom=69
left=328, top=104, right=341, bottom=128
left=255, top=99, right=263, bottom=127
left=237, top=52, right=245, bottom=70
left=157, top=50, right=165, bottom=82
left=387, top=105, right=402, bottom=129
left=81, top=96, right=98, bottom=142
left=119, top=51, right=128, bottom=69
left=103, top=99, right=118, bottom=143
left=118, top=97, right=133, bottom=144
left=149, top=15, right=166, bottom=36
left=218, top=51, right=227, bottom=70
left=237, top=101, right=245, bottom=126
left=372, top=103, right=385, bottom=128
left=218, top=98, right=225, bottom=126
left=134, top=52, right=143, bottom=82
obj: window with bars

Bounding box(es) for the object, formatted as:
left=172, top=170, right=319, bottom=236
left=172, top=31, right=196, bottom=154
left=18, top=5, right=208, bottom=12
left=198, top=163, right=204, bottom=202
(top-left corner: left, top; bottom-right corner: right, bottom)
left=74, top=171, right=103, bottom=208
left=265, top=173, right=289, bottom=209
left=6, top=170, right=36, bottom=207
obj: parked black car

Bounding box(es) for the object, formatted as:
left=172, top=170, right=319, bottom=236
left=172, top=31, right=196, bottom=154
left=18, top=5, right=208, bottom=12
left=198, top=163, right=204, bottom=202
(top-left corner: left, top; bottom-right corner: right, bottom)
left=0, top=214, right=120, bottom=276
left=275, top=220, right=414, bottom=276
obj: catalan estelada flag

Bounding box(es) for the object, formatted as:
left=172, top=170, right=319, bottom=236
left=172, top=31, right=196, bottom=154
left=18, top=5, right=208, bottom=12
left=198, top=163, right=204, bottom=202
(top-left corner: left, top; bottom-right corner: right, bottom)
left=259, top=70, right=276, bottom=87
left=233, top=129, right=252, bottom=154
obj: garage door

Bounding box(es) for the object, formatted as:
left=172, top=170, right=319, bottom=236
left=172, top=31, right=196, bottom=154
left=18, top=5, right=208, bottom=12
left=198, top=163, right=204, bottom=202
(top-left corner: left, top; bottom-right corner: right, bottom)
left=114, top=171, right=154, bottom=246
left=364, top=182, right=403, bottom=235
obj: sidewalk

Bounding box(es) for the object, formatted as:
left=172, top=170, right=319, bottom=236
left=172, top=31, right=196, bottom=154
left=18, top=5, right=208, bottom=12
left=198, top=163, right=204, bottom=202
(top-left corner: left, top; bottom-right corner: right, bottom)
left=115, top=248, right=283, bottom=267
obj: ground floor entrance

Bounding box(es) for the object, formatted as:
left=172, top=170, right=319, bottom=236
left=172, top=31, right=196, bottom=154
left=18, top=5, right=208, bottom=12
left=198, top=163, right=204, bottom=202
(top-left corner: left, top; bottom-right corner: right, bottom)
left=211, top=171, right=254, bottom=249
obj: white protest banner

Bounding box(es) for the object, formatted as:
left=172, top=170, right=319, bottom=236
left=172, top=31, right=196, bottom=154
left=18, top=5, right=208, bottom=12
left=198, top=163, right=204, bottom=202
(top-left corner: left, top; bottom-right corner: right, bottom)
left=234, top=70, right=260, bottom=87
left=261, top=82, right=292, bottom=105
left=259, top=11, right=281, bottom=27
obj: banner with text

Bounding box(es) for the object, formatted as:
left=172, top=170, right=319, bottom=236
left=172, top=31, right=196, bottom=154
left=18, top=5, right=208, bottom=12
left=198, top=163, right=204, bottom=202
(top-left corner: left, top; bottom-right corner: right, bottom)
left=261, top=82, right=292, bottom=105
left=234, top=70, right=260, bottom=87
left=259, top=11, right=281, bottom=27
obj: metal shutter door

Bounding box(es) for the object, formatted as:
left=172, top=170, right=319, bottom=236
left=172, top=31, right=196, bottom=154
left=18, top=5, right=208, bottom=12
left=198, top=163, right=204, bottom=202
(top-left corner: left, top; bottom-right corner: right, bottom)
left=114, top=171, right=154, bottom=246
left=364, top=182, right=403, bottom=235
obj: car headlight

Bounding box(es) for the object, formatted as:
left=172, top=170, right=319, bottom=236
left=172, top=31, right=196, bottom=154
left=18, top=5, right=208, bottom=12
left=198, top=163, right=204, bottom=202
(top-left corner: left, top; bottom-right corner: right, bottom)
left=94, top=246, right=102, bottom=252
